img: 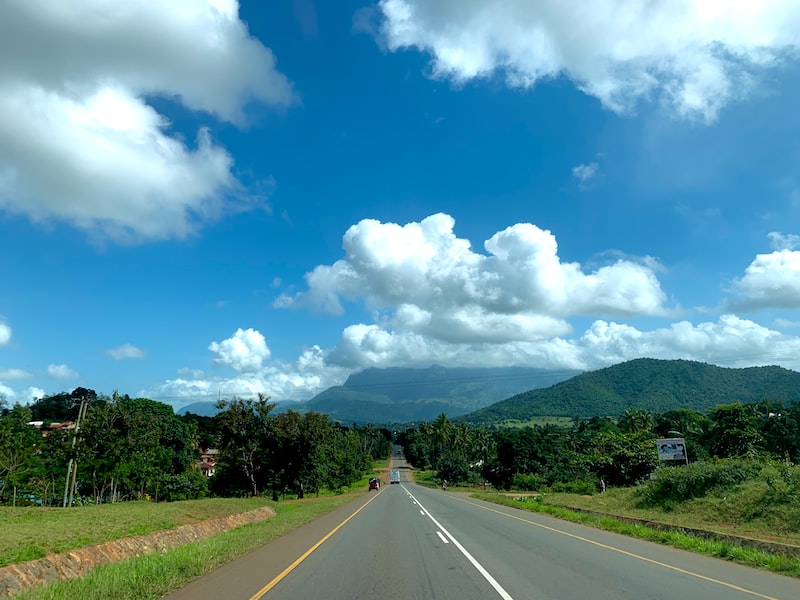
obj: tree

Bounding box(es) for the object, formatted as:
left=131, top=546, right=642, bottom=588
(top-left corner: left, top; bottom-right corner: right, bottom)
left=0, top=404, right=43, bottom=505
left=214, top=395, right=276, bottom=498
left=704, top=404, right=763, bottom=459
left=618, top=408, right=655, bottom=434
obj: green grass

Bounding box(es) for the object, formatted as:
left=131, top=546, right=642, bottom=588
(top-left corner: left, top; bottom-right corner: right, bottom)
left=0, top=497, right=281, bottom=567
left=539, top=483, right=800, bottom=546
left=15, top=495, right=357, bottom=600
left=473, top=492, right=800, bottom=577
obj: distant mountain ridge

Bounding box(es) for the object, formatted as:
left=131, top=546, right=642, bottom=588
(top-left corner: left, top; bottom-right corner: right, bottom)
left=459, top=358, right=800, bottom=426
left=291, top=365, right=580, bottom=423
left=175, top=365, right=579, bottom=422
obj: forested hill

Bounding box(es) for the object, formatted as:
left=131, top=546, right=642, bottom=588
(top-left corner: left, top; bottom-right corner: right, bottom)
left=294, top=365, right=580, bottom=423
left=458, top=358, right=800, bottom=426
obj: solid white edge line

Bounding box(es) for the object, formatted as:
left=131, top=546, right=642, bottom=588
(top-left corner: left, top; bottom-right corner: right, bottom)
left=436, top=531, right=450, bottom=544
left=403, top=485, right=515, bottom=600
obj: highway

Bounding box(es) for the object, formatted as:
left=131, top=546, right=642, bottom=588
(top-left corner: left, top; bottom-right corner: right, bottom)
left=165, top=453, right=799, bottom=600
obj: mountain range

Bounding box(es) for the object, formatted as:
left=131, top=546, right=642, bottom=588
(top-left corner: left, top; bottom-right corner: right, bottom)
left=178, top=359, right=800, bottom=426
left=178, top=365, right=579, bottom=422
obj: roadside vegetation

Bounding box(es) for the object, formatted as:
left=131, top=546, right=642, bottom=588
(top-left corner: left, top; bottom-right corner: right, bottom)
left=14, top=495, right=355, bottom=600
left=400, top=399, right=800, bottom=572
left=0, top=390, right=393, bottom=507
left=472, top=491, right=800, bottom=577
left=4, top=380, right=800, bottom=589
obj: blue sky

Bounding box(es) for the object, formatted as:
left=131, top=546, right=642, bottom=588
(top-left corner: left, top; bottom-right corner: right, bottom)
left=2, top=0, right=800, bottom=410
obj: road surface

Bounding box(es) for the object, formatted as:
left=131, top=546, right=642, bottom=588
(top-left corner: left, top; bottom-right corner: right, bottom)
left=165, top=451, right=799, bottom=600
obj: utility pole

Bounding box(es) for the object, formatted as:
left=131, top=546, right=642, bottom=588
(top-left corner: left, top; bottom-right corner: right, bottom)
left=62, top=393, right=89, bottom=507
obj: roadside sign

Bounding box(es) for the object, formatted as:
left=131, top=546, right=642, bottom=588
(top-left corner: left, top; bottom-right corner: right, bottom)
left=656, top=437, right=687, bottom=462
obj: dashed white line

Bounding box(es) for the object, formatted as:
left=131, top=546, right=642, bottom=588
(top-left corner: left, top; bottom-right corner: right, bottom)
left=403, top=486, right=515, bottom=600
left=436, top=531, right=449, bottom=544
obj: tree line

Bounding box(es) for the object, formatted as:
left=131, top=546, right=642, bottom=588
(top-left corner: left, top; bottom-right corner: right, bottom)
left=0, top=390, right=392, bottom=506
left=401, top=399, right=800, bottom=493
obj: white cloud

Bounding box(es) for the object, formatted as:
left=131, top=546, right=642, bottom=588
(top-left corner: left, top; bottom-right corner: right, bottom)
left=572, top=162, right=599, bottom=184
left=48, top=363, right=79, bottom=379
left=0, top=382, right=43, bottom=404
left=375, top=0, right=800, bottom=122
left=0, top=322, right=11, bottom=345
left=775, top=318, right=800, bottom=329
left=729, top=249, right=800, bottom=309
left=143, top=344, right=349, bottom=405
left=0, top=382, right=15, bottom=402
left=209, top=328, right=271, bottom=373
left=141, top=312, right=800, bottom=407
left=326, top=314, right=800, bottom=372
left=107, top=343, right=146, bottom=360
left=277, top=213, right=668, bottom=343
left=768, top=231, right=800, bottom=250
left=0, top=0, right=293, bottom=241
left=26, top=387, right=46, bottom=402
left=0, top=368, right=32, bottom=380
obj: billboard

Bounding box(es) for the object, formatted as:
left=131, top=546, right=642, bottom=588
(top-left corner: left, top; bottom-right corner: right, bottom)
left=656, top=438, right=687, bottom=461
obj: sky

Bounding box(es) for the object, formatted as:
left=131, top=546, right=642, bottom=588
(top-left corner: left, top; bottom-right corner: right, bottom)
left=2, top=0, right=800, bottom=411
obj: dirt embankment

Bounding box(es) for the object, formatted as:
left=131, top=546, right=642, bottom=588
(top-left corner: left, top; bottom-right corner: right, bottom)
left=0, top=506, right=276, bottom=598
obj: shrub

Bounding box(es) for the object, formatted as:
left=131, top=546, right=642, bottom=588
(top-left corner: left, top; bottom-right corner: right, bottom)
left=512, top=473, right=544, bottom=491
left=636, top=459, right=762, bottom=508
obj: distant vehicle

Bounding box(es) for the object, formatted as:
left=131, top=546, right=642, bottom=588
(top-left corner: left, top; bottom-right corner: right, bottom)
left=369, top=477, right=380, bottom=490
left=390, top=470, right=400, bottom=484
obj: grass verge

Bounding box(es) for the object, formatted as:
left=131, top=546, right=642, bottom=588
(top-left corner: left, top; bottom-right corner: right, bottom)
left=0, top=497, right=283, bottom=567
left=15, top=495, right=357, bottom=600
left=472, top=492, right=800, bottom=578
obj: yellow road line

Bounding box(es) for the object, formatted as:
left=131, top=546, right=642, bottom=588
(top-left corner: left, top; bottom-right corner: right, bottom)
left=249, top=490, right=383, bottom=600
left=453, top=496, right=781, bottom=600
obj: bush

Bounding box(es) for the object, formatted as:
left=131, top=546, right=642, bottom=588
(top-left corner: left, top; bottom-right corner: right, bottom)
left=512, top=473, right=545, bottom=491
left=636, top=459, right=762, bottom=508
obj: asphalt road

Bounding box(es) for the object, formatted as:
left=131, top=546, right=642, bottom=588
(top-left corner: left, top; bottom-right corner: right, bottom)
left=165, top=453, right=799, bottom=600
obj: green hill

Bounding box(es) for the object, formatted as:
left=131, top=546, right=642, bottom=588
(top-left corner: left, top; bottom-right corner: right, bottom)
left=459, top=358, right=800, bottom=426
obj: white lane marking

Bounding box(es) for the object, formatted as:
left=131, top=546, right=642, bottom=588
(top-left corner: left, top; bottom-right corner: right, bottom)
left=403, top=486, right=515, bottom=600
left=420, top=510, right=425, bottom=515
left=436, top=531, right=450, bottom=544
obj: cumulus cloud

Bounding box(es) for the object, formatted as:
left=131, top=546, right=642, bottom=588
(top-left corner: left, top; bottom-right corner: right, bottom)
left=0, top=382, right=15, bottom=402
left=209, top=328, right=271, bottom=373
left=374, top=0, right=800, bottom=122
left=26, top=387, right=46, bottom=402
left=326, top=314, right=800, bottom=372
left=143, top=344, right=349, bottom=405
left=0, top=368, right=32, bottom=380
left=0, top=385, right=46, bottom=404
left=572, top=162, right=599, bottom=185
left=768, top=231, right=800, bottom=250
left=107, top=343, right=146, bottom=360
left=0, top=322, right=11, bottom=345
left=47, top=363, right=79, bottom=379
left=276, top=213, right=668, bottom=343
left=0, top=0, right=294, bottom=241
left=729, top=249, right=800, bottom=309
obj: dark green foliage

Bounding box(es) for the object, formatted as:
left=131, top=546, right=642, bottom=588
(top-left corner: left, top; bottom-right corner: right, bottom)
left=703, top=404, right=763, bottom=458
left=179, top=412, right=217, bottom=451
left=461, top=359, right=800, bottom=425
left=212, top=398, right=374, bottom=500
left=512, top=472, right=545, bottom=491
left=635, top=459, right=763, bottom=508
